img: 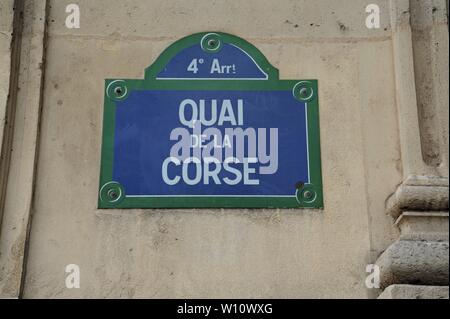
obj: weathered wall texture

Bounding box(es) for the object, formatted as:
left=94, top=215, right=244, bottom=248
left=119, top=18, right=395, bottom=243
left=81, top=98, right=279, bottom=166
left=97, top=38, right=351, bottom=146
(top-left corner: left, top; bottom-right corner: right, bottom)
left=0, top=0, right=15, bottom=223
left=374, top=0, right=449, bottom=298
left=0, top=0, right=447, bottom=299
left=0, top=0, right=47, bottom=297
left=0, top=1, right=14, bottom=136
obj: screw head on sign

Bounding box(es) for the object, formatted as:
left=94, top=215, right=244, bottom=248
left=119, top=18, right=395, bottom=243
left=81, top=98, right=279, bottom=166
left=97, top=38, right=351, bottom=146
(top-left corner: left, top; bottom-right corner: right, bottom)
left=114, top=87, right=123, bottom=96
left=108, top=189, right=118, bottom=200
left=201, top=33, right=222, bottom=53
left=107, top=80, right=128, bottom=101
left=100, top=181, right=125, bottom=205
left=303, top=190, right=313, bottom=199
left=293, top=81, right=315, bottom=102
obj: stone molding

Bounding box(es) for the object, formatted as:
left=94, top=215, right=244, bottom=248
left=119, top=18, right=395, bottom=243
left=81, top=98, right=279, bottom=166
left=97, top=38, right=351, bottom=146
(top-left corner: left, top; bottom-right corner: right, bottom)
left=0, top=0, right=48, bottom=298
left=386, top=176, right=449, bottom=219
left=378, top=284, right=449, bottom=299
left=376, top=240, right=449, bottom=289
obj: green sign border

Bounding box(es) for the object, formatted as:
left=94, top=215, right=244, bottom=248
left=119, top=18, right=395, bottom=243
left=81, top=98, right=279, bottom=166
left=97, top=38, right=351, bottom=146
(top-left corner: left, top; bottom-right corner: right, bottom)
left=99, top=32, right=323, bottom=209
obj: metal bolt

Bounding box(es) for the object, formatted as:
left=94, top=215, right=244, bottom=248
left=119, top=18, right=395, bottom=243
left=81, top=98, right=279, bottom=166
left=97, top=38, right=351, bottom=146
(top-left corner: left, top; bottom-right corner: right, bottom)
left=208, top=39, right=217, bottom=48
left=303, top=190, right=313, bottom=199
left=108, top=189, right=118, bottom=199
left=114, top=87, right=123, bottom=96
left=299, top=87, right=310, bottom=98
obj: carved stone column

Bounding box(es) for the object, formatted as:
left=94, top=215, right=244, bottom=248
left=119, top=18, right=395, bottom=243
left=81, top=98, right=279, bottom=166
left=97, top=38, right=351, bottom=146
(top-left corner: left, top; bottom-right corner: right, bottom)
left=376, top=0, right=449, bottom=299
left=0, top=0, right=48, bottom=298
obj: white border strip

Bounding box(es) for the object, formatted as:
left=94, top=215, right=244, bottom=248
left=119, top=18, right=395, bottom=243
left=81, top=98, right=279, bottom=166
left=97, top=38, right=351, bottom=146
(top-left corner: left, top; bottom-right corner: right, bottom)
left=156, top=77, right=268, bottom=81
left=305, top=102, right=311, bottom=184
left=126, top=195, right=295, bottom=198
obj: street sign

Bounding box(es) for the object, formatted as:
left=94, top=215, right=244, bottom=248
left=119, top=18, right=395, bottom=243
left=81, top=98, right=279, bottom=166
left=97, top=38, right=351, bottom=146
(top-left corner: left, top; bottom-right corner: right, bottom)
left=99, top=32, right=323, bottom=209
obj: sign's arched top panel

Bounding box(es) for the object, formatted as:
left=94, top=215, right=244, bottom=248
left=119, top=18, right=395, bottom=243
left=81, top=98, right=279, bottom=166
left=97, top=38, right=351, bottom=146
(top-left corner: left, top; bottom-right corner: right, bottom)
left=145, top=32, right=279, bottom=80
left=99, top=32, right=323, bottom=209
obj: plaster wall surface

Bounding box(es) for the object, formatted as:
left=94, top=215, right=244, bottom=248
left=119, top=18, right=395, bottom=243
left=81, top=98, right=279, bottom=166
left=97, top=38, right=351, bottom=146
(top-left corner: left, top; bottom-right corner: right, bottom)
left=13, top=0, right=405, bottom=298
left=0, top=0, right=14, bottom=153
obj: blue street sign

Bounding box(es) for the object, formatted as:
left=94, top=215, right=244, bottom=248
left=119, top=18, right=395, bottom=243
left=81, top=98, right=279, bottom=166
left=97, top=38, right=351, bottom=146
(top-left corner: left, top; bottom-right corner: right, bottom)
left=99, top=32, right=323, bottom=208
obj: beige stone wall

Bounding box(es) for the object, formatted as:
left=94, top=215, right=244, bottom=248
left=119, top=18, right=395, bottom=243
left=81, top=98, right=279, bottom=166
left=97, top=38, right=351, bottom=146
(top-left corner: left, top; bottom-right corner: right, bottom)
left=0, top=0, right=47, bottom=297
left=0, top=1, right=14, bottom=130
left=0, top=0, right=447, bottom=299
left=0, top=1, right=14, bottom=121
left=0, top=0, right=15, bottom=220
